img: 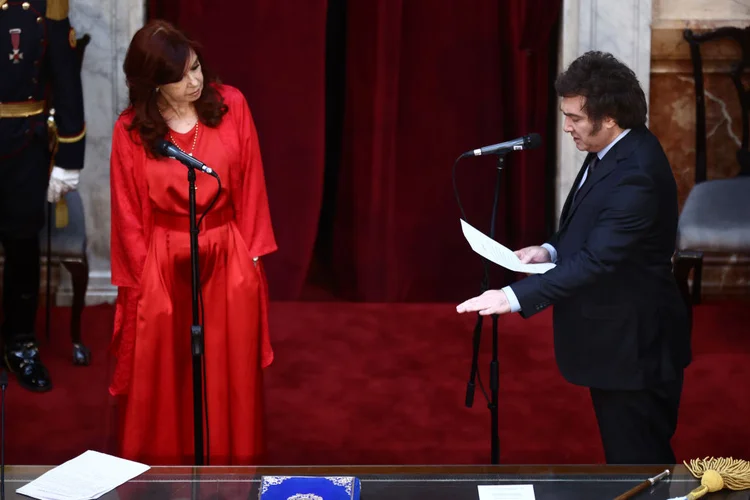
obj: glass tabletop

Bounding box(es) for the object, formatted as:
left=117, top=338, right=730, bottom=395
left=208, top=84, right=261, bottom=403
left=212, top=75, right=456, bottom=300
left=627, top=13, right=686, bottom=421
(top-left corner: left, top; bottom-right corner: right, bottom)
left=5, top=464, right=748, bottom=500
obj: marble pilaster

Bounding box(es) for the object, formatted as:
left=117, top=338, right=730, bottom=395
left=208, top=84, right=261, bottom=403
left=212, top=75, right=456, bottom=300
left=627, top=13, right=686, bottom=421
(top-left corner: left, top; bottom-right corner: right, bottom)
left=57, top=0, right=144, bottom=305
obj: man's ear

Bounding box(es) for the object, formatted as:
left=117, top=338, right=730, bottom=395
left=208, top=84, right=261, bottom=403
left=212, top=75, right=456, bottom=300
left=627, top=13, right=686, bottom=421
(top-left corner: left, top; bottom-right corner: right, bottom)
left=602, top=116, right=618, bottom=130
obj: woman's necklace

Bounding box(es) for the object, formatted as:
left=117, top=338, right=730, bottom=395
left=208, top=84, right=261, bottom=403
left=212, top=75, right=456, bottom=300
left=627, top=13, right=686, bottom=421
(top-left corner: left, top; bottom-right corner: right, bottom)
left=159, top=106, right=200, bottom=156
left=169, top=121, right=199, bottom=156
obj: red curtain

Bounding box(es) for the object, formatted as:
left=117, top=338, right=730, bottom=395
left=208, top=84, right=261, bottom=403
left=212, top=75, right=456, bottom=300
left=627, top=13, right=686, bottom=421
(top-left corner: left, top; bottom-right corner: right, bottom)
left=148, top=0, right=329, bottom=301
left=332, top=0, right=561, bottom=301
left=146, top=0, right=561, bottom=302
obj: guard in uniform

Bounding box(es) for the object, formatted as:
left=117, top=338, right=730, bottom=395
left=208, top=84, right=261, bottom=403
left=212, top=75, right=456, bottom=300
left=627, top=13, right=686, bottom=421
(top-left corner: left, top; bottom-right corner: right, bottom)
left=0, top=0, right=85, bottom=392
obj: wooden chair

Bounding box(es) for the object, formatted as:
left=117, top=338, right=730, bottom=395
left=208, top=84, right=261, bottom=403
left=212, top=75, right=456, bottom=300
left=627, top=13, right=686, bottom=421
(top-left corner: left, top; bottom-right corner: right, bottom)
left=42, top=190, right=91, bottom=365
left=673, top=27, right=750, bottom=312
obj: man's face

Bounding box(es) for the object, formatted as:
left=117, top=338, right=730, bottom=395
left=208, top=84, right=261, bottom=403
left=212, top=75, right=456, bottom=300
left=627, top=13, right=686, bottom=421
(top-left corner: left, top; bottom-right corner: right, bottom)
left=561, top=95, right=614, bottom=153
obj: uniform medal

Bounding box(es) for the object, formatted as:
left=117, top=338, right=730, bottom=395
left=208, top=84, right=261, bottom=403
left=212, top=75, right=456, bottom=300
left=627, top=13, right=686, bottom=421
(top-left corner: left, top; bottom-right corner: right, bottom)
left=9, top=28, right=23, bottom=63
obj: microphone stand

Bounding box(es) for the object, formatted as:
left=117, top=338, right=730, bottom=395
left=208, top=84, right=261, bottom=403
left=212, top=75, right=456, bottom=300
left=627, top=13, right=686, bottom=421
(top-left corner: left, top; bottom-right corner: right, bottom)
left=465, top=152, right=506, bottom=465
left=187, top=166, right=206, bottom=466
left=1, top=370, right=8, bottom=500
left=191, top=466, right=201, bottom=500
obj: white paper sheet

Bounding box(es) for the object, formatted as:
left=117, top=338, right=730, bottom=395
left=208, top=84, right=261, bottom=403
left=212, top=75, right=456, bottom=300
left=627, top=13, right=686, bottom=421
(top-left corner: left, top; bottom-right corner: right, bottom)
left=16, top=450, right=150, bottom=500
left=477, top=484, right=536, bottom=500
left=460, top=219, right=555, bottom=274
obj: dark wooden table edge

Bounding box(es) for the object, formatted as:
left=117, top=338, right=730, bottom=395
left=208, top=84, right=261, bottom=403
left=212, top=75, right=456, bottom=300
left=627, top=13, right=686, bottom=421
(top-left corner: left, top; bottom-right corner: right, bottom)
left=6, top=464, right=689, bottom=477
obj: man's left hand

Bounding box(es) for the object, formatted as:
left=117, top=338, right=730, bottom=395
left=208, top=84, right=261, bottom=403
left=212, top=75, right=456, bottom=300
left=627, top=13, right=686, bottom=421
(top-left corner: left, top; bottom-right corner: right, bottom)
left=47, top=166, right=81, bottom=203
left=456, top=289, right=511, bottom=316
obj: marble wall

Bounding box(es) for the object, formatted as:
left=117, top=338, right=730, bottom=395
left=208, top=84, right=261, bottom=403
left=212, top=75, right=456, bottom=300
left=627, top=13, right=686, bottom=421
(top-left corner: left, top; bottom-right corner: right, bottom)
left=649, top=0, right=750, bottom=297
left=57, top=0, right=145, bottom=305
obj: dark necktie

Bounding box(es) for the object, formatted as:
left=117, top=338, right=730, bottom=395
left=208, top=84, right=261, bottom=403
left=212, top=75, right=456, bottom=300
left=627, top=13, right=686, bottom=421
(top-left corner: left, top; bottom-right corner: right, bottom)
left=573, top=155, right=599, bottom=203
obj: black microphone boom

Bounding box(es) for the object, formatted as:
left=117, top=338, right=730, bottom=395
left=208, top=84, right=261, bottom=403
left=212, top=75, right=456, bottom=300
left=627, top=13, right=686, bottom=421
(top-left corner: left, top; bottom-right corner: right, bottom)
left=461, top=133, right=542, bottom=158
left=156, top=139, right=219, bottom=178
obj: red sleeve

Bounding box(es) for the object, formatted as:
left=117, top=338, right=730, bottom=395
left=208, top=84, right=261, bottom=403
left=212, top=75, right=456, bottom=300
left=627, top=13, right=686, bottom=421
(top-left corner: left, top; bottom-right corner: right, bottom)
left=231, top=89, right=278, bottom=258
left=108, top=116, right=147, bottom=395
left=224, top=87, right=276, bottom=368
left=110, top=116, right=148, bottom=288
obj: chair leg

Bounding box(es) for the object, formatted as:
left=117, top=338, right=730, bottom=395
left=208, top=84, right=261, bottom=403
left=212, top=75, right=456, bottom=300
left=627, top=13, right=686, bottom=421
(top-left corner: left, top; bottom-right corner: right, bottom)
left=674, top=250, right=703, bottom=323
left=692, top=258, right=703, bottom=304
left=62, top=256, right=91, bottom=366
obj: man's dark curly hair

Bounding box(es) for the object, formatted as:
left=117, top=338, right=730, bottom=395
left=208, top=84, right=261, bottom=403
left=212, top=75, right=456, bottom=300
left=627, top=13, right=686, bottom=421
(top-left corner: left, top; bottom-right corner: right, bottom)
left=555, top=51, right=647, bottom=130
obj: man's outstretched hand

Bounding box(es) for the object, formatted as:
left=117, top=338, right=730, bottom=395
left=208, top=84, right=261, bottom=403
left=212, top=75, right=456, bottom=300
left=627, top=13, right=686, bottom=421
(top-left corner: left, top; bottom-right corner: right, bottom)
left=456, top=289, right=511, bottom=316
left=457, top=245, right=551, bottom=316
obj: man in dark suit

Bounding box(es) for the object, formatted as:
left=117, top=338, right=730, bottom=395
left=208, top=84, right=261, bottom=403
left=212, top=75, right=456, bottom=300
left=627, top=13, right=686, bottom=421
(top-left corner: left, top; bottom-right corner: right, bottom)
left=457, top=51, right=691, bottom=465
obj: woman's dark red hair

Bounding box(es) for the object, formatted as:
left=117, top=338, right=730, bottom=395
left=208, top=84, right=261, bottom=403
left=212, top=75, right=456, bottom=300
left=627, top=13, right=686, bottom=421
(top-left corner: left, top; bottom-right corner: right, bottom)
left=122, top=19, right=228, bottom=158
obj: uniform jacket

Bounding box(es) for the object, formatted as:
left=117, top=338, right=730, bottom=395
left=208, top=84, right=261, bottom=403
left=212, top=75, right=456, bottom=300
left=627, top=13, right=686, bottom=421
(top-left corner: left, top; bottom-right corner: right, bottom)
left=0, top=0, right=85, bottom=168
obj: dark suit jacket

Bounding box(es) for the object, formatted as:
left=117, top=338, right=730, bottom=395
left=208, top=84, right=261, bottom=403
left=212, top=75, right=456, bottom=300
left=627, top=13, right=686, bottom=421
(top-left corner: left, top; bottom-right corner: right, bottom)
left=510, top=126, right=691, bottom=391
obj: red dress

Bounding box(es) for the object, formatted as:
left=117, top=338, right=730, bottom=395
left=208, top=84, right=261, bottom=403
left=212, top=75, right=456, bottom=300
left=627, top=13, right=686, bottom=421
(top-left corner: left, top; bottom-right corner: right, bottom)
left=108, top=85, right=277, bottom=465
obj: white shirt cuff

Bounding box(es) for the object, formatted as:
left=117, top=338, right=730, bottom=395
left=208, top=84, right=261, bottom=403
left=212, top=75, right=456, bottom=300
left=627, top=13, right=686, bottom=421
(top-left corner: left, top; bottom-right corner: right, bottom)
left=541, top=243, right=558, bottom=263
left=502, top=286, right=522, bottom=313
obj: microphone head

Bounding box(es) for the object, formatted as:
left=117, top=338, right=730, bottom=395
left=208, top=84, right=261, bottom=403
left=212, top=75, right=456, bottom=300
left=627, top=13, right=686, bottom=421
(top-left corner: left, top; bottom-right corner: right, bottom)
left=155, top=138, right=172, bottom=155
left=524, top=133, right=542, bottom=150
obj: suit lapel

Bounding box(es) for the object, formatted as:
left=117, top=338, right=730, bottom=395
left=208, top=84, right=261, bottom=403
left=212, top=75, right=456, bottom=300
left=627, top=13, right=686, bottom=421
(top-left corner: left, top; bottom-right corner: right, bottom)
left=557, top=152, right=617, bottom=234
left=559, top=152, right=595, bottom=225
left=557, top=127, right=646, bottom=233
left=569, top=150, right=616, bottom=211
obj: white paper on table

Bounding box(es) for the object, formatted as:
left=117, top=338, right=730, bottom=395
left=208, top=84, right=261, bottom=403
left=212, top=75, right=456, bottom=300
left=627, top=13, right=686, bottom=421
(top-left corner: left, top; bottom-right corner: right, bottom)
left=460, top=219, right=555, bottom=274
left=477, top=484, right=536, bottom=500
left=16, top=450, right=150, bottom=500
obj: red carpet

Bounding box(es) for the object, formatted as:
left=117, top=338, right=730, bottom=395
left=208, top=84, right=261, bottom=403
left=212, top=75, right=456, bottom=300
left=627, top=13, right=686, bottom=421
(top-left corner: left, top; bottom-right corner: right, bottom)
left=4, top=301, right=749, bottom=465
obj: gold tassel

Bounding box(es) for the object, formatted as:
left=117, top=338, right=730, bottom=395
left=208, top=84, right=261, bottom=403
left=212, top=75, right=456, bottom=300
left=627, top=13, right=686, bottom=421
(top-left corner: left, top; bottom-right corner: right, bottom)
left=55, top=199, right=69, bottom=228
left=682, top=457, right=750, bottom=499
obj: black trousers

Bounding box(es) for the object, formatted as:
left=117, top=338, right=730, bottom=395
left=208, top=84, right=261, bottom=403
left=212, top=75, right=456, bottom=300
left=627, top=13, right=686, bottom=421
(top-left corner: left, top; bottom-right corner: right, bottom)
left=0, top=135, right=49, bottom=346
left=1, top=236, right=40, bottom=345
left=590, top=372, right=684, bottom=465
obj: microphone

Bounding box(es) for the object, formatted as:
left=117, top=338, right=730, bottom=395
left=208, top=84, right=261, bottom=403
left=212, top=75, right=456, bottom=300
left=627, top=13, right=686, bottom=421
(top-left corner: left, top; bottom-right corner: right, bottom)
left=156, top=139, right=219, bottom=178
left=461, top=133, right=542, bottom=158
left=1, top=370, right=7, bottom=500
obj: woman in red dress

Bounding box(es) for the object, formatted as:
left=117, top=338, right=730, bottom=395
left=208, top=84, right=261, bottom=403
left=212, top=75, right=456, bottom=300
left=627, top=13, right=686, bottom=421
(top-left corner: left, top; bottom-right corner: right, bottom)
left=108, top=20, right=276, bottom=465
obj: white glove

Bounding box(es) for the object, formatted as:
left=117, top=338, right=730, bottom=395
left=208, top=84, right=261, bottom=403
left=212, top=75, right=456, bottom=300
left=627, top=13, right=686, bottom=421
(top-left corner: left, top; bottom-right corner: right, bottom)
left=47, top=166, right=81, bottom=203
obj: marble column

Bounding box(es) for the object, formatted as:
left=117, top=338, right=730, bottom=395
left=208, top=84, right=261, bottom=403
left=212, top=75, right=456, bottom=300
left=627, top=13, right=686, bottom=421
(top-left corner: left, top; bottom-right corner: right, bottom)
left=57, top=0, right=145, bottom=305
left=554, top=0, right=653, bottom=224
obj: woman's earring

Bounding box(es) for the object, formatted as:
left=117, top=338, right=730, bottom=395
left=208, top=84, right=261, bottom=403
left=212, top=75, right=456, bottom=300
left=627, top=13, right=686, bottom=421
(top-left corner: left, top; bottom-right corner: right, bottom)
left=155, top=87, right=160, bottom=92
